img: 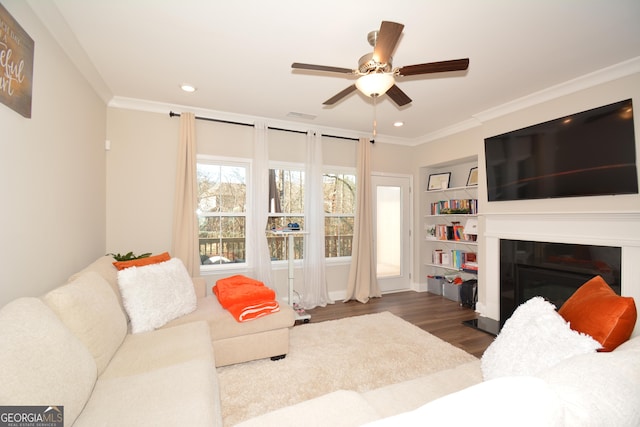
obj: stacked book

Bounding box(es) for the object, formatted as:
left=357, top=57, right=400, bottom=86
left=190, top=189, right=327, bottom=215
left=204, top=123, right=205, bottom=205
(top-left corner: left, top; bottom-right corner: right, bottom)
left=430, top=198, right=478, bottom=215
left=432, top=249, right=477, bottom=271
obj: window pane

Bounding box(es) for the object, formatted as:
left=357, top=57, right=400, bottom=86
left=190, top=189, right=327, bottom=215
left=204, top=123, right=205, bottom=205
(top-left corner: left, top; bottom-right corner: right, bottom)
left=270, top=169, right=304, bottom=213
left=323, top=173, right=356, bottom=214
left=323, top=172, right=355, bottom=258
left=376, top=186, right=401, bottom=277
left=324, top=217, right=353, bottom=257
left=198, top=164, right=246, bottom=213
left=197, top=161, right=247, bottom=266
left=266, top=216, right=304, bottom=260
left=267, top=167, right=304, bottom=260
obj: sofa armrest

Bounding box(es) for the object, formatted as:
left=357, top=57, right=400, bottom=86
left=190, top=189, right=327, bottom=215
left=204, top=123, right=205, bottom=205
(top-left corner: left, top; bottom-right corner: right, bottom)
left=192, top=277, right=207, bottom=298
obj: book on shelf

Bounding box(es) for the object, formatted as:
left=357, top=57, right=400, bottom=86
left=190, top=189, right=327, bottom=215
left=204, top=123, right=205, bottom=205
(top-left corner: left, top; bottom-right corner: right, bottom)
left=432, top=249, right=477, bottom=271
left=462, top=262, right=478, bottom=273
left=430, top=198, right=478, bottom=215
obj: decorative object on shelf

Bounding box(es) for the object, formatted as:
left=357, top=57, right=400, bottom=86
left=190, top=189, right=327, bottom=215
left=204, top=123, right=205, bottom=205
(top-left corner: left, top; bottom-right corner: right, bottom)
left=425, top=223, right=437, bottom=240
left=466, top=167, right=478, bottom=186
left=464, top=218, right=478, bottom=241
left=427, top=172, right=451, bottom=190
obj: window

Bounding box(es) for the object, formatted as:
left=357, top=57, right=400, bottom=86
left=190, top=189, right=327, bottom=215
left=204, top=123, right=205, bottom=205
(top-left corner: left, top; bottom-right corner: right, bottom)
left=197, top=159, right=248, bottom=267
left=267, top=167, right=304, bottom=261
left=323, top=172, right=356, bottom=258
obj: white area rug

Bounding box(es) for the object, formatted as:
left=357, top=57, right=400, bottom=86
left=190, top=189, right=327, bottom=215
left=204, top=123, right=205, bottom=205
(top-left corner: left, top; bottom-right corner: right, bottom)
left=217, top=311, right=477, bottom=425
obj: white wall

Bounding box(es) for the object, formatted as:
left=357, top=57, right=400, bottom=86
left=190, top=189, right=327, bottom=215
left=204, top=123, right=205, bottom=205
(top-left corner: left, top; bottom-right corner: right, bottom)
left=0, top=1, right=107, bottom=307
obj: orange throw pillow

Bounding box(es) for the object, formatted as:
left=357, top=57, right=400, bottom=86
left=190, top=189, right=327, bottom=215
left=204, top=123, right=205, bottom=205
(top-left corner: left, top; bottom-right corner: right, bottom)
left=558, top=275, right=637, bottom=352
left=113, top=252, right=171, bottom=271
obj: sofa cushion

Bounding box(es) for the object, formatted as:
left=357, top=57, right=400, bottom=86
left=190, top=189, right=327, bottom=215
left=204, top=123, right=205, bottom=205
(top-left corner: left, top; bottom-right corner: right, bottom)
left=539, top=335, right=640, bottom=427
left=363, top=376, right=564, bottom=427
left=69, top=255, right=122, bottom=306
left=162, top=294, right=295, bottom=341
left=363, top=360, right=483, bottom=418
left=481, top=296, right=600, bottom=380
left=100, top=321, right=216, bottom=379
left=43, top=271, right=127, bottom=375
left=113, top=251, right=171, bottom=270
left=74, top=359, right=222, bottom=427
left=74, top=320, right=222, bottom=427
left=0, top=298, right=97, bottom=426
left=558, top=275, right=637, bottom=352
left=235, top=390, right=381, bottom=427
left=117, top=258, right=197, bottom=333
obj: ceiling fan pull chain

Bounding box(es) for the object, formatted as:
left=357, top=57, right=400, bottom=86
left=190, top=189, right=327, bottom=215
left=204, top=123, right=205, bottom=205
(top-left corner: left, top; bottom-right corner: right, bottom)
left=372, top=94, right=378, bottom=139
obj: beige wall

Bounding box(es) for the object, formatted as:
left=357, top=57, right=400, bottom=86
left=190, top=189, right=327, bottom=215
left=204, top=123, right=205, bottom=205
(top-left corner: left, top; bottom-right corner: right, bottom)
left=480, top=73, right=640, bottom=215
left=411, top=72, right=640, bottom=312
left=106, top=109, right=371, bottom=297
left=0, top=1, right=107, bottom=307
left=5, top=0, right=636, bottom=308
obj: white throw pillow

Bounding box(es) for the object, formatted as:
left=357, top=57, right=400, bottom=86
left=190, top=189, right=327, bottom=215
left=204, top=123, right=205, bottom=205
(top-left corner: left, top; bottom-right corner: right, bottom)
left=481, top=296, right=600, bottom=380
left=117, top=258, right=197, bottom=333
left=539, top=336, right=640, bottom=427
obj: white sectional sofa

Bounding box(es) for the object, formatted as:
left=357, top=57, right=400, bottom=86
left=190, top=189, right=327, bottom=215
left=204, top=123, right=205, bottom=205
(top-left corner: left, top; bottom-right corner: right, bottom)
left=238, top=291, right=640, bottom=427
left=0, top=255, right=295, bottom=426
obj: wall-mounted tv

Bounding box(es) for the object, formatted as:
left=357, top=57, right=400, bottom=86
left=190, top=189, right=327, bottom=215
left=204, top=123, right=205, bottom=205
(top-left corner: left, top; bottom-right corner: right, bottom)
left=484, top=99, right=638, bottom=202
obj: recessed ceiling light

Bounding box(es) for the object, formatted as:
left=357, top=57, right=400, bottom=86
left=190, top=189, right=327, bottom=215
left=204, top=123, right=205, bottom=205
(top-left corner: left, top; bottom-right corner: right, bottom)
left=180, top=84, right=197, bottom=93
left=393, top=121, right=404, bottom=127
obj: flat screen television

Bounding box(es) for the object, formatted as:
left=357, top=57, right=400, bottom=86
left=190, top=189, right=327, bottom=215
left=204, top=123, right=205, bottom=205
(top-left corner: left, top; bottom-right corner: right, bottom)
left=484, top=99, right=638, bottom=201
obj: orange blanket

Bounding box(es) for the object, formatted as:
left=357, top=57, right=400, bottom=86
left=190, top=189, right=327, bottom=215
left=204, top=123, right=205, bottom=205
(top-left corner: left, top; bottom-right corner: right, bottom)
left=213, top=275, right=279, bottom=322
left=226, top=300, right=280, bottom=322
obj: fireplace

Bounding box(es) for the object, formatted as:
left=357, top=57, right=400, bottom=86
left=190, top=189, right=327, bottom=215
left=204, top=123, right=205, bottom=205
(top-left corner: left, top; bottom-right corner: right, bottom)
left=477, top=212, right=640, bottom=338
left=499, top=240, right=621, bottom=327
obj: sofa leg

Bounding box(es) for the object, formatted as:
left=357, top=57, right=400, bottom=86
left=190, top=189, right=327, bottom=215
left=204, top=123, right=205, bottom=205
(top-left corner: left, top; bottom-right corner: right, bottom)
left=270, top=354, right=286, bottom=361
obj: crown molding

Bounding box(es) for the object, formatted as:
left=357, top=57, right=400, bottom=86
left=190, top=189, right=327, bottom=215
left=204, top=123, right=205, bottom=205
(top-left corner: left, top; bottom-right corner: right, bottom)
left=111, top=56, right=640, bottom=147
left=473, top=56, right=640, bottom=123
left=108, top=96, right=419, bottom=145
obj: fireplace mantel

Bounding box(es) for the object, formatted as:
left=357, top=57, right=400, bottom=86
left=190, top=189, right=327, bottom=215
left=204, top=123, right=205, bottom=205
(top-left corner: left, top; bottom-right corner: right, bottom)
left=479, top=211, right=640, bottom=334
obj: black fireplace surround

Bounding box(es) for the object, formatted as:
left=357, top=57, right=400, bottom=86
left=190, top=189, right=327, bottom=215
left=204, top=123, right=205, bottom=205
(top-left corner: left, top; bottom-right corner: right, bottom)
left=499, top=239, right=622, bottom=327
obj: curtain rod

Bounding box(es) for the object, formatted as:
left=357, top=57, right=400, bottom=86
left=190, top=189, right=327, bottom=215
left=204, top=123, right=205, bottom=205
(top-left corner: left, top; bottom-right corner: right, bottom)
left=169, top=111, right=373, bottom=143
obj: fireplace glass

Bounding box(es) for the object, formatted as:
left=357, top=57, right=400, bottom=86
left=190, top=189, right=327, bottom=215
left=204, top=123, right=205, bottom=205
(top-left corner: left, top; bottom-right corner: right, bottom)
left=500, top=240, right=621, bottom=327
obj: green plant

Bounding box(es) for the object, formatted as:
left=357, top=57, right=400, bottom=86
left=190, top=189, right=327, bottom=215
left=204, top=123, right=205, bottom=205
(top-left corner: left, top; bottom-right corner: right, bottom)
left=107, top=251, right=152, bottom=262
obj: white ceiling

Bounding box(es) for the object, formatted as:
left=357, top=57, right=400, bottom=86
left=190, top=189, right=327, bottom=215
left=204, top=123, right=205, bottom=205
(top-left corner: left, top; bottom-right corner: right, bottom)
left=29, top=0, right=640, bottom=144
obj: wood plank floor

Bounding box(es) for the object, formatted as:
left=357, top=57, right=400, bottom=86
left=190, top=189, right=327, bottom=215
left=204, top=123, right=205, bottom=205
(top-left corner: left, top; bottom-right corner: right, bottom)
left=304, top=291, right=496, bottom=358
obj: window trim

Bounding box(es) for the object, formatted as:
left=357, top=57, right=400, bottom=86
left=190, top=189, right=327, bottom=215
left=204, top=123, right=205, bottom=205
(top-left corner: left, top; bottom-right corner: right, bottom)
left=322, top=165, right=356, bottom=261
left=197, top=155, right=251, bottom=272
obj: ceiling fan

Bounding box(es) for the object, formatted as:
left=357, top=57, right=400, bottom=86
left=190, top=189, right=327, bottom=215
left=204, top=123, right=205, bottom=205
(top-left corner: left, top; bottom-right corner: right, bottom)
left=292, top=21, right=469, bottom=107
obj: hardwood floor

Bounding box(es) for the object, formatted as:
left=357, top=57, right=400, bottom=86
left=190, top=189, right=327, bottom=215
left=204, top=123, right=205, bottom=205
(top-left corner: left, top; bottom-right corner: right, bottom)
left=304, top=291, right=496, bottom=358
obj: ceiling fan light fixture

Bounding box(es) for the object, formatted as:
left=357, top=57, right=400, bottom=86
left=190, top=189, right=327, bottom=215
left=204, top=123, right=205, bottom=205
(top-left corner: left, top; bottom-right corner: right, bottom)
left=355, top=72, right=395, bottom=97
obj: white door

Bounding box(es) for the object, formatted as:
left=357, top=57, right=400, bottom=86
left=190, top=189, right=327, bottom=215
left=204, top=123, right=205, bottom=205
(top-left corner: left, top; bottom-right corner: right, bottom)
left=372, top=174, right=412, bottom=293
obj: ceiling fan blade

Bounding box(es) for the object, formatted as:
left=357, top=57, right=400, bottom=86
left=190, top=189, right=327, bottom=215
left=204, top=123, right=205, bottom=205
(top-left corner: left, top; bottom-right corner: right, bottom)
left=323, top=85, right=357, bottom=105
left=386, top=84, right=412, bottom=107
left=398, top=58, right=470, bottom=77
left=292, top=62, right=354, bottom=74
left=373, top=21, right=404, bottom=64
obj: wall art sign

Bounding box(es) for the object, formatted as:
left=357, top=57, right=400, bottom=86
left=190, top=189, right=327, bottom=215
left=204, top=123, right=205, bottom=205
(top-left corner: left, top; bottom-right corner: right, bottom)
left=0, top=3, right=34, bottom=118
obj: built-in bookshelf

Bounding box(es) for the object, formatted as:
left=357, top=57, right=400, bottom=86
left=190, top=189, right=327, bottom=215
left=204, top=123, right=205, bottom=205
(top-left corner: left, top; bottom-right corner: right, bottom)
left=420, top=158, right=479, bottom=292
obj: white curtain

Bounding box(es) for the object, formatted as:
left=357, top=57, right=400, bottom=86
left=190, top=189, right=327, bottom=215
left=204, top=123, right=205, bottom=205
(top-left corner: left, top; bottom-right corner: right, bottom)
left=247, top=122, right=274, bottom=288
left=302, top=131, right=334, bottom=309
left=171, top=112, right=201, bottom=277
left=344, top=137, right=381, bottom=303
